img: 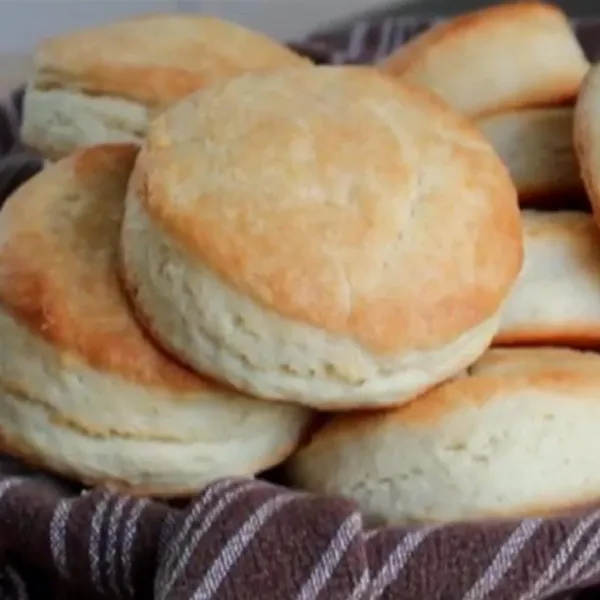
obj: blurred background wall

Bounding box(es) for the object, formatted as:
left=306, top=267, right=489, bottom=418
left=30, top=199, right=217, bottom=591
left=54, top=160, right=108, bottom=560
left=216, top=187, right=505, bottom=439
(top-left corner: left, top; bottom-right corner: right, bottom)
left=1, top=0, right=599, bottom=53
left=0, top=0, right=399, bottom=53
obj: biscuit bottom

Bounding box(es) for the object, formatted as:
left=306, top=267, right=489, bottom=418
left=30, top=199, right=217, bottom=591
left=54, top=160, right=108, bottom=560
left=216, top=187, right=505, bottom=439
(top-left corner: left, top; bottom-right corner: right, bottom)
left=0, top=386, right=298, bottom=496
left=20, top=86, right=149, bottom=160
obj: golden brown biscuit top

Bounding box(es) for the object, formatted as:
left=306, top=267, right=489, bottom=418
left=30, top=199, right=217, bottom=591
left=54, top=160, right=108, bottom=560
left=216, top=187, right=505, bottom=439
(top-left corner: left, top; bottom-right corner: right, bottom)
left=135, top=66, right=522, bottom=355
left=381, top=2, right=589, bottom=117
left=33, top=14, right=310, bottom=108
left=431, top=346, right=600, bottom=420
left=0, top=144, right=210, bottom=392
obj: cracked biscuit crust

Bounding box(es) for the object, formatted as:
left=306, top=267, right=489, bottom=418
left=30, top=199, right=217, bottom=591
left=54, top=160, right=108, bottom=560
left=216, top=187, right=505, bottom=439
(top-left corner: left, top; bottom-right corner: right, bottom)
left=122, top=67, right=522, bottom=407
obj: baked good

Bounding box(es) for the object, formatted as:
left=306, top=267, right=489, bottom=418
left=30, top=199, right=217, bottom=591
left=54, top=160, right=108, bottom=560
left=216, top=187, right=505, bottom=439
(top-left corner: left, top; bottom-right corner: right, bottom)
left=496, top=211, right=600, bottom=347
left=477, top=108, right=583, bottom=206
left=120, top=66, right=523, bottom=410
left=287, top=347, right=600, bottom=524
left=380, top=2, right=589, bottom=117
left=575, top=62, right=600, bottom=224
left=20, top=14, right=310, bottom=160
left=0, top=143, right=311, bottom=496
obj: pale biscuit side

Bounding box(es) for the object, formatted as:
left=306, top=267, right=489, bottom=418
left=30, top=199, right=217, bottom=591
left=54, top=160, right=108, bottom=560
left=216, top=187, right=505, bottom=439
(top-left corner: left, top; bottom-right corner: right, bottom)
left=0, top=386, right=300, bottom=496
left=496, top=211, right=600, bottom=346
left=477, top=108, right=582, bottom=205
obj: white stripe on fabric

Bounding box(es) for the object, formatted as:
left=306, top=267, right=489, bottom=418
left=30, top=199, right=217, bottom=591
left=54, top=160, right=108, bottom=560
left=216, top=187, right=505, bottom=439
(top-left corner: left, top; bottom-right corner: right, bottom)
left=49, top=499, right=73, bottom=580
left=518, top=509, right=600, bottom=600
left=461, top=519, right=543, bottom=600
left=191, top=494, right=297, bottom=600
left=296, top=512, right=362, bottom=600
left=122, top=498, right=150, bottom=599
left=158, top=481, right=258, bottom=599
left=370, top=528, right=434, bottom=599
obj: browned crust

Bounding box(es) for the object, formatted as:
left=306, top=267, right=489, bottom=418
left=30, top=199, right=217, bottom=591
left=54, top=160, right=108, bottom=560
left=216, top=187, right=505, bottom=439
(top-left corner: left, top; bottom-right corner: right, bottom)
left=494, top=326, right=600, bottom=348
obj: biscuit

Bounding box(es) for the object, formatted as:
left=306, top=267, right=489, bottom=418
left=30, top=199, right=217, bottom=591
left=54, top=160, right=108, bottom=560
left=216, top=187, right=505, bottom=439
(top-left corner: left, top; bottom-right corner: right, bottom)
left=0, top=143, right=311, bottom=496
left=121, top=66, right=523, bottom=410
left=287, top=348, right=600, bottom=524
left=381, top=2, right=589, bottom=117
left=20, top=14, right=310, bottom=160
left=496, top=211, right=600, bottom=346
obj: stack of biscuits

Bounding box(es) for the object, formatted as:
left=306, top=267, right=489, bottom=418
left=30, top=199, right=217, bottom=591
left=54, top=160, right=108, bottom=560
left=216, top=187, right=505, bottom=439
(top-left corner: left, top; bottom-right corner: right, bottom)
left=3, top=2, right=600, bottom=525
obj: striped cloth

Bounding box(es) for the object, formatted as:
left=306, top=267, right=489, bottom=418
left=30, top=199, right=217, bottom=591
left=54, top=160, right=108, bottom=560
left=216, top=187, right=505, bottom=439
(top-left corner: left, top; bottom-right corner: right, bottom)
left=1, top=13, right=600, bottom=600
